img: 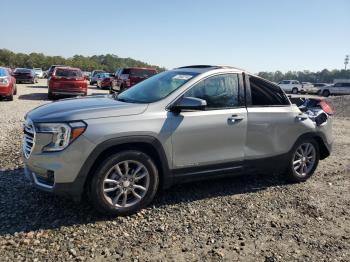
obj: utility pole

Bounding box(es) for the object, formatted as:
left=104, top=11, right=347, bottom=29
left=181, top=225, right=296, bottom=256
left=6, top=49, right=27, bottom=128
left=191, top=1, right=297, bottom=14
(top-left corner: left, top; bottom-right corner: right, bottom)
left=345, top=55, right=349, bottom=70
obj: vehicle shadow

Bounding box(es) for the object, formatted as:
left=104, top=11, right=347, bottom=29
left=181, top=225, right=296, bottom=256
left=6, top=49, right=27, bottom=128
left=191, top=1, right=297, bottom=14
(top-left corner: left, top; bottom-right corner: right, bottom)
left=26, top=85, right=48, bottom=89
left=0, top=168, right=290, bottom=235
left=18, top=93, right=49, bottom=101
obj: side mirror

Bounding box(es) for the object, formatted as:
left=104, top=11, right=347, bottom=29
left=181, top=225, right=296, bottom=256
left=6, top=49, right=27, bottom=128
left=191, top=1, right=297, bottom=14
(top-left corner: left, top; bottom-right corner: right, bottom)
left=170, top=97, right=207, bottom=113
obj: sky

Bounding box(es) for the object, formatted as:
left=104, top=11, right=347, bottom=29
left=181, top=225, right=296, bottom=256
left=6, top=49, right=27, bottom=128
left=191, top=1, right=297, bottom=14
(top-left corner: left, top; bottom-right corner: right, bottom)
left=1, top=0, right=349, bottom=73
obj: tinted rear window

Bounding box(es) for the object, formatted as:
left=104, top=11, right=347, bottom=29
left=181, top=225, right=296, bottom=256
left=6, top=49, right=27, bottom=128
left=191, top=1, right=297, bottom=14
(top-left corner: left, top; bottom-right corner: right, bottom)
left=250, top=76, right=290, bottom=106
left=55, top=69, right=82, bottom=77
left=15, top=68, right=31, bottom=73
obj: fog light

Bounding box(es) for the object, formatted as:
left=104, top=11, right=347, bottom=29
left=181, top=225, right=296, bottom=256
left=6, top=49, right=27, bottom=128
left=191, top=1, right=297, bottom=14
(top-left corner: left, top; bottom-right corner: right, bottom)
left=47, top=170, right=55, bottom=183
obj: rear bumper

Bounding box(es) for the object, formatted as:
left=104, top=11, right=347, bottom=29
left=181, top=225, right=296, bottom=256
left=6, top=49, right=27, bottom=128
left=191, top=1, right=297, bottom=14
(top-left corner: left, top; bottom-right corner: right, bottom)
left=51, top=91, right=87, bottom=96
left=16, top=79, right=34, bottom=83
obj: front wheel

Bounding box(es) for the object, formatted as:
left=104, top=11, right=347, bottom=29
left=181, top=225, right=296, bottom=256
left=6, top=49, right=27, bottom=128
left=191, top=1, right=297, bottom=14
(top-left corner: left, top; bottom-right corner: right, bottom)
left=292, top=88, right=298, bottom=94
left=285, top=139, right=319, bottom=182
left=89, top=150, right=159, bottom=216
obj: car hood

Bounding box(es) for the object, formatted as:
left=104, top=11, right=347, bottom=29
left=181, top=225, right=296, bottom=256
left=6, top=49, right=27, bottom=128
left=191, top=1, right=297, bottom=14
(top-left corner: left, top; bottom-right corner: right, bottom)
left=27, top=95, right=148, bottom=122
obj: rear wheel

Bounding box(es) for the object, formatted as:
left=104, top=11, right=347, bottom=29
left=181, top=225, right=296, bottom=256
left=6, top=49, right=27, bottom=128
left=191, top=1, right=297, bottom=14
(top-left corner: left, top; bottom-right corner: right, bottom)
left=89, top=150, right=159, bottom=216
left=14, top=85, right=17, bottom=95
left=7, top=92, right=14, bottom=101
left=322, top=90, right=330, bottom=97
left=285, top=138, right=319, bottom=182
left=292, top=88, right=298, bottom=94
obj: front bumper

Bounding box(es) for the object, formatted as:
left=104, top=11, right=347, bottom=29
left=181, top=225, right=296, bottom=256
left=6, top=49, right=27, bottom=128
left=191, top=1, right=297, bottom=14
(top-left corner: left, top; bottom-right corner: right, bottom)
left=22, top=134, right=96, bottom=201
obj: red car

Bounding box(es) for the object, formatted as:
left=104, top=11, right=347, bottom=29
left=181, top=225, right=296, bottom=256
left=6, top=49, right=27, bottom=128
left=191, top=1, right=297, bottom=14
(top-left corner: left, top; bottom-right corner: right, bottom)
left=48, top=67, right=88, bottom=100
left=111, top=67, right=157, bottom=93
left=0, top=67, right=17, bottom=101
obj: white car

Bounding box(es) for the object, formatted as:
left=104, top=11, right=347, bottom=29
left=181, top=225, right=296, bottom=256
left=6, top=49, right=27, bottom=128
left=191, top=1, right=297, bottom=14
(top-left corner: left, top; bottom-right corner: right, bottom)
left=318, top=82, right=350, bottom=97
left=278, top=80, right=302, bottom=94
left=301, top=82, right=319, bottom=94
left=33, top=68, right=44, bottom=78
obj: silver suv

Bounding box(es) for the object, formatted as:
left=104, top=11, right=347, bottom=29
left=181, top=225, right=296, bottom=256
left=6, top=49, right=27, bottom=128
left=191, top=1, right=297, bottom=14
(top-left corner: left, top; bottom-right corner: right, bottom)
left=22, top=65, right=333, bottom=215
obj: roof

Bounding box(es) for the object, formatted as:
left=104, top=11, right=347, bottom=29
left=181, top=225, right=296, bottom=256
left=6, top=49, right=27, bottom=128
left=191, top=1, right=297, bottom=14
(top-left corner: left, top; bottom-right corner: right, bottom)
left=174, top=65, right=246, bottom=74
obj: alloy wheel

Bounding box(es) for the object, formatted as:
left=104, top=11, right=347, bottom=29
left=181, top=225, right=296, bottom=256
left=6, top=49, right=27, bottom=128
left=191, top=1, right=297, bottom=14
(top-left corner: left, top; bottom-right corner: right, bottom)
left=293, top=143, right=316, bottom=177
left=102, top=160, right=150, bottom=208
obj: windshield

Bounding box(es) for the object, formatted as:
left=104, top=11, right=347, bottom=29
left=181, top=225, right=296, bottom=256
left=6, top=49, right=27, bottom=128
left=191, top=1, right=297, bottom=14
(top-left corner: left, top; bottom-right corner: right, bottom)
left=0, top=68, right=8, bottom=77
left=117, top=70, right=199, bottom=103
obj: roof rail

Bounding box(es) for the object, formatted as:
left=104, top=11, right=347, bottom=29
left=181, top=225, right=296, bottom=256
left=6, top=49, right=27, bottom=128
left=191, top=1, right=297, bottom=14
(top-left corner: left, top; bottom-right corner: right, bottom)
left=177, top=65, right=220, bottom=69
left=176, top=65, right=245, bottom=71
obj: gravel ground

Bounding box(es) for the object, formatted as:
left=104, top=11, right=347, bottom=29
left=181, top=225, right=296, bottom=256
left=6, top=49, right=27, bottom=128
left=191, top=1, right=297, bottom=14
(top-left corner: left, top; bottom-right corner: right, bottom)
left=0, top=81, right=349, bottom=261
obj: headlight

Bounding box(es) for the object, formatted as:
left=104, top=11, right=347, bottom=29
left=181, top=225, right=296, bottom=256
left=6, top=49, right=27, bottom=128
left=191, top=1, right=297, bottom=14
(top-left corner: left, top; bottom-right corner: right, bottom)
left=35, top=121, right=87, bottom=152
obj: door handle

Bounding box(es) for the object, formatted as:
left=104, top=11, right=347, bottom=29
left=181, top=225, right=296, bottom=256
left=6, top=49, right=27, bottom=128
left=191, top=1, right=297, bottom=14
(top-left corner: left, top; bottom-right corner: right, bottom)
left=296, top=114, right=308, bottom=121
left=228, top=115, right=244, bottom=124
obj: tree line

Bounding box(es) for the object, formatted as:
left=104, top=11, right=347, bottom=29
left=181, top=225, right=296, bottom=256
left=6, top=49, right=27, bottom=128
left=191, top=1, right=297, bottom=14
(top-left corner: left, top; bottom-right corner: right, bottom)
left=1, top=48, right=349, bottom=82
left=0, top=49, right=165, bottom=72
left=258, top=69, right=350, bottom=84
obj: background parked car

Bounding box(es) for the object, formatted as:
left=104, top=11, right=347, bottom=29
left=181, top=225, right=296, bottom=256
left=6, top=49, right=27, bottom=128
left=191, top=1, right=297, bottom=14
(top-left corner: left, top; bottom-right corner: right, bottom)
left=48, top=67, right=87, bottom=99
left=111, top=67, right=157, bottom=93
left=47, top=65, right=66, bottom=78
left=13, top=68, right=37, bottom=84
left=83, top=71, right=91, bottom=81
left=34, top=68, right=44, bottom=78
left=300, top=82, right=318, bottom=94
left=90, top=70, right=105, bottom=85
left=97, top=73, right=113, bottom=89
left=0, top=67, right=17, bottom=101
left=277, top=80, right=302, bottom=94
left=318, top=82, right=350, bottom=97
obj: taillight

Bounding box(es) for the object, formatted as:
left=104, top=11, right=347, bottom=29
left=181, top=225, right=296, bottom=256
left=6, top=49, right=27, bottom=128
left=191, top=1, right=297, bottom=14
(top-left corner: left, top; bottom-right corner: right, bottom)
left=319, top=101, right=333, bottom=115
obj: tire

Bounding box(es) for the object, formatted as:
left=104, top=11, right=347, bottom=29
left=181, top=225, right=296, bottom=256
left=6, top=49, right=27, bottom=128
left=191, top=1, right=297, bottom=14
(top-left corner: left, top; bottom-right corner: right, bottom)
left=7, top=92, right=14, bottom=101
left=322, top=90, right=330, bottom=97
left=48, top=91, right=55, bottom=100
left=285, top=138, right=320, bottom=182
left=292, top=88, right=298, bottom=94
left=89, top=150, right=159, bottom=216
left=14, top=86, right=17, bottom=95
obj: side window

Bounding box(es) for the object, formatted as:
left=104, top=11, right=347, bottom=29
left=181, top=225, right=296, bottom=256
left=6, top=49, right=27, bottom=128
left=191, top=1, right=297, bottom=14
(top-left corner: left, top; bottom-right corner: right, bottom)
left=183, top=74, right=240, bottom=109
left=249, top=76, right=290, bottom=106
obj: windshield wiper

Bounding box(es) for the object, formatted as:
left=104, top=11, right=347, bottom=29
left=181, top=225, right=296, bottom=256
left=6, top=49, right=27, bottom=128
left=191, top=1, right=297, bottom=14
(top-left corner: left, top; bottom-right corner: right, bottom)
left=115, top=96, right=140, bottom=103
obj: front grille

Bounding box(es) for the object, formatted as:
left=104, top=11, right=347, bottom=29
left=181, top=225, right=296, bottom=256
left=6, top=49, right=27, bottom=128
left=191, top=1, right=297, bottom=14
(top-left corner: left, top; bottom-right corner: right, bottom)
left=22, top=118, right=36, bottom=159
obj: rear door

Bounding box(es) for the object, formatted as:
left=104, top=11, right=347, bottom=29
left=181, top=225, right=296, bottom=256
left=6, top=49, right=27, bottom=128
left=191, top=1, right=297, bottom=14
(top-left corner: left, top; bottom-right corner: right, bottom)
left=245, top=75, right=299, bottom=160
left=340, top=83, right=350, bottom=95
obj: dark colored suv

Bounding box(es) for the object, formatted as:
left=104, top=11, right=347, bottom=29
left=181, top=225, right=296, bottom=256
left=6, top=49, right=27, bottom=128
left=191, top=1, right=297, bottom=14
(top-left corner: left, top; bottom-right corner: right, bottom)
left=13, top=68, right=37, bottom=84
left=110, top=67, right=157, bottom=93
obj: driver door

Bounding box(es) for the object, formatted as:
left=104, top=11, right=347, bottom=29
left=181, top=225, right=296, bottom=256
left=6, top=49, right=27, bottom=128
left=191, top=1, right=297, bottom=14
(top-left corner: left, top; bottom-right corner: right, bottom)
left=170, top=73, right=247, bottom=169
